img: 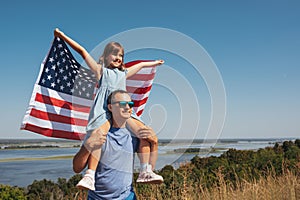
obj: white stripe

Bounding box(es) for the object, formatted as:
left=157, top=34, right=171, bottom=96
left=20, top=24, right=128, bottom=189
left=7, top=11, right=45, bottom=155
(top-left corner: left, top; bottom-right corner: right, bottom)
left=135, top=67, right=156, bottom=75
left=129, top=91, right=151, bottom=101
left=134, top=103, right=146, bottom=114
left=26, top=115, right=86, bottom=134
left=126, top=79, right=154, bottom=87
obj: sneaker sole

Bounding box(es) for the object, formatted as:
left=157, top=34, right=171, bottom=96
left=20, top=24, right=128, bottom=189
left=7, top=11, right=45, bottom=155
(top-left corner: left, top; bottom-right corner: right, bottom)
left=76, top=184, right=95, bottom=191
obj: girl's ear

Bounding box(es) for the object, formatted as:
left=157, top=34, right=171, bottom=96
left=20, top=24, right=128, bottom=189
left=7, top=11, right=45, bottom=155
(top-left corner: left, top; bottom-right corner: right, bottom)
left=108, top=104, right=112, bottom=112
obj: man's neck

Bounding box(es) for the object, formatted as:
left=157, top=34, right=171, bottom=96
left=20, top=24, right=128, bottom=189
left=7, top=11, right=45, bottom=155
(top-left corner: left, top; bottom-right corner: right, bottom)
left=111, top=119, right=127, bottom=128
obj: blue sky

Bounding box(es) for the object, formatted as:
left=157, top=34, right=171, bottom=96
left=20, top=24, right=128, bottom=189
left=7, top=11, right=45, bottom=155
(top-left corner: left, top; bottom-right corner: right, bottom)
left=0, top=0, right=299, bottom=140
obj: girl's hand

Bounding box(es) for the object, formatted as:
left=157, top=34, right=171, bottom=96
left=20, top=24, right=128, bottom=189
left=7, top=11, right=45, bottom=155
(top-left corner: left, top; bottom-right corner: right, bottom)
left=54, top=28, right=63, bottom=38
left=156, top=60, right=164, bottom=65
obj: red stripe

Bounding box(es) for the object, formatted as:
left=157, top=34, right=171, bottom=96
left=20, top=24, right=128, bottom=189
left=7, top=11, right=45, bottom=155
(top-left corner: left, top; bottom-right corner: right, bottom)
left=127, top=73, right=155, bottom=81
left=136, top=110, right=143, bottom=116
left=126, top=85, right=152, bottom=94
left=22, top=123, right=84, bottom=141
left=35, top=93, right=90, bottom=113
left=133, top=97, right=148, bottom=107
left=30, top=108, right=88, bottom=126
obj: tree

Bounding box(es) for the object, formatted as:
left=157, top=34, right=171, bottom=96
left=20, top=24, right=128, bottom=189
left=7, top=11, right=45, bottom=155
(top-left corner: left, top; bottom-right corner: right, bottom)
left=27, top=179, right=63, bottom=200
left=0, top=184, right=26, bottom=200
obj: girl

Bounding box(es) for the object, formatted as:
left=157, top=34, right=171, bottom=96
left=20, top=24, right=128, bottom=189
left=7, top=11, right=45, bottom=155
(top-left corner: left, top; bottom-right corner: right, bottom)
left=54, top=28, right=164, bottom=190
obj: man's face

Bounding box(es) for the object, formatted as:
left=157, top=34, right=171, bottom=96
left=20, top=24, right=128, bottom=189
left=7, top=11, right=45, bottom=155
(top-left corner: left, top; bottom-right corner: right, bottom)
left=109, top=92, right=133, bottom=121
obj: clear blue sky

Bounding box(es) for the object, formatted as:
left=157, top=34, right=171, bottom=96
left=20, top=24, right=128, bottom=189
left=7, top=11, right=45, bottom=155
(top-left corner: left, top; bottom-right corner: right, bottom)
left=0, top=0, right=299, bottom=140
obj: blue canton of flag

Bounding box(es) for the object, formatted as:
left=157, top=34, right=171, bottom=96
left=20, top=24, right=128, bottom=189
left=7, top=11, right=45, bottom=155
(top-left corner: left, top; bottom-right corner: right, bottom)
left=39, top=38, right=97, bottom=100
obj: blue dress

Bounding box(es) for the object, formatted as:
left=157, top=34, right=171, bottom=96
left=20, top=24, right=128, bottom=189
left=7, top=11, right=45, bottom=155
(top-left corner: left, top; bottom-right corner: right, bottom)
left=85, top=67, right=141, bottom=135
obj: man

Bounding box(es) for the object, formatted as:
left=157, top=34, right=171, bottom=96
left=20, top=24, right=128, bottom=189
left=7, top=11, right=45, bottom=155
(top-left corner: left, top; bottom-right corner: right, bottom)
left=73, top=89, right=157, bottom=199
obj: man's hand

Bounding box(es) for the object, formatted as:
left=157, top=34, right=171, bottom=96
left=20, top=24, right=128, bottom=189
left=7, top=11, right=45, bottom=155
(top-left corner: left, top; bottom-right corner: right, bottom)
left=137, top=126, right=158, bottom=144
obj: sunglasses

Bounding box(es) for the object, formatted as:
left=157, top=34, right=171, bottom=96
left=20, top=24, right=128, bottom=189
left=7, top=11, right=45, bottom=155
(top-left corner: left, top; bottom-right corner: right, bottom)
left=111, top=101, right=134, bottom=108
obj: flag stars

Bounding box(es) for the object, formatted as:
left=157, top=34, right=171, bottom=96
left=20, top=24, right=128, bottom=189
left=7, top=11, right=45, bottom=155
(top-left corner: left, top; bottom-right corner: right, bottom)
left=49, top=57, right=54, bottom=63
left=40, top=40, right=97, bottom=100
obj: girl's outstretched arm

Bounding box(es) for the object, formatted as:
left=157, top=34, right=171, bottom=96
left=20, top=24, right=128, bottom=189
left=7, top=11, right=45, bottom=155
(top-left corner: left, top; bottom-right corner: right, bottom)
left=54, top=28, right=102, bottom=80
left=126, top=60, right=164, bottom=78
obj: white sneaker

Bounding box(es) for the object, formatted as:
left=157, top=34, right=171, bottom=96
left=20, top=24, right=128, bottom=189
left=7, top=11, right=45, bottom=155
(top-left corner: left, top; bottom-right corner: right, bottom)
left=136, top=165, right=164, bottom=184
left=76, top=173, right=95, bottom=190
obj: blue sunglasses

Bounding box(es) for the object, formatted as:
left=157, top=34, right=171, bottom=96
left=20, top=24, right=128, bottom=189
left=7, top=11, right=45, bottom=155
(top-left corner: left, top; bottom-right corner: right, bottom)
left=112, top=101, right=134, bottom=108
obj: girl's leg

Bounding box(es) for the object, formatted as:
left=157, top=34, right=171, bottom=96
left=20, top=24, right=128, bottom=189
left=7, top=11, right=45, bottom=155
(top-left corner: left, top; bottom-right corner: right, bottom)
left=138, top=129, right=158, bottom=170
left=127, top=118, right=163, bottom=184
left=87, top=120, right=111, bottom=170
left=76, top=120, right=111, bottom=190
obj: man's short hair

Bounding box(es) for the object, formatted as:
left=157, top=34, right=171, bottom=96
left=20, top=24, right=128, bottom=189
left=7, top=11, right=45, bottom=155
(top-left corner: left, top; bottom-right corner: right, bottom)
left=107, top=90, right=129, bottom=104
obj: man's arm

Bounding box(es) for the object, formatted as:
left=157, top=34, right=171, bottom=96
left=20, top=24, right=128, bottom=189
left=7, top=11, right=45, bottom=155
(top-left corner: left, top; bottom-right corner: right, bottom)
left=73, top=145, right=90, bottom=173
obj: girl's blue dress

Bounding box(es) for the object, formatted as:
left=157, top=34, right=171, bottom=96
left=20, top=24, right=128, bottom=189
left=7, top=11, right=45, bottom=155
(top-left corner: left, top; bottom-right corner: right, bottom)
left=85, top=67, right=141, bottom=135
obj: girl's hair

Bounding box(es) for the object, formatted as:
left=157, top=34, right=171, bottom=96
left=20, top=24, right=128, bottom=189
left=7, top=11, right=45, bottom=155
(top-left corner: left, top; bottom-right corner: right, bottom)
left=98, top=42, right=125, bottom=70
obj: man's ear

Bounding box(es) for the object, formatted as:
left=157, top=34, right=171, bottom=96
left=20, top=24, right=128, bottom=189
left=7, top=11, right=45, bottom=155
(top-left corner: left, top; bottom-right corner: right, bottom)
left=108, top=104, right=112, bottom=111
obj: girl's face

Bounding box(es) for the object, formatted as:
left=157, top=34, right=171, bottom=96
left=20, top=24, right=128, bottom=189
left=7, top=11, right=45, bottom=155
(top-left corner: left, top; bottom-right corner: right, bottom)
left=106, top=49, right=123, bottom=68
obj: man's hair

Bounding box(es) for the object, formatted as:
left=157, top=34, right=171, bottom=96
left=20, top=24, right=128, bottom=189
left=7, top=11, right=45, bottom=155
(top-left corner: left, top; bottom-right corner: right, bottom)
left=107, top=90, right=129, bottom=104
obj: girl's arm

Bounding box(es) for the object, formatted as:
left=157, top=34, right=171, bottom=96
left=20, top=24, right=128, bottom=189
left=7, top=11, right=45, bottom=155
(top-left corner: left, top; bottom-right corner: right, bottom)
left=126, top=60, right=164, bottom=78
left=54, top=28, right=102, bottom=80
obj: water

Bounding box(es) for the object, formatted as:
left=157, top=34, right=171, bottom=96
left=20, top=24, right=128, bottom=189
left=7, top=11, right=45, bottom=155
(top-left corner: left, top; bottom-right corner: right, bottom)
left=0, top=138, right=289, bottom=187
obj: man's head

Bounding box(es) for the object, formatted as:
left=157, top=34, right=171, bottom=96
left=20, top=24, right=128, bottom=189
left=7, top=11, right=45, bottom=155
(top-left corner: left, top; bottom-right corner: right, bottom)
left=108, top=90, right=134, bottom=123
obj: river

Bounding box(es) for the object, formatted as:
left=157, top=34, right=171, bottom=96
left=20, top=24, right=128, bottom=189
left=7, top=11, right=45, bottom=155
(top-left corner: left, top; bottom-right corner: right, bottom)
left=0, top=138, right=289, bottom=187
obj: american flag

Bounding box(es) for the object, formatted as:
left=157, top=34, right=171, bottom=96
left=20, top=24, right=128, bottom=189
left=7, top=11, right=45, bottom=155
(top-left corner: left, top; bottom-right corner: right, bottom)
left=21, top=37, right=157, bottom=140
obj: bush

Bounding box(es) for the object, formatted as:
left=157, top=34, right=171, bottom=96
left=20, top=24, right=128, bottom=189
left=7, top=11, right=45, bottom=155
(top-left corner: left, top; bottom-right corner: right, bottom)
left=0, top=184, right=26, bottom=200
